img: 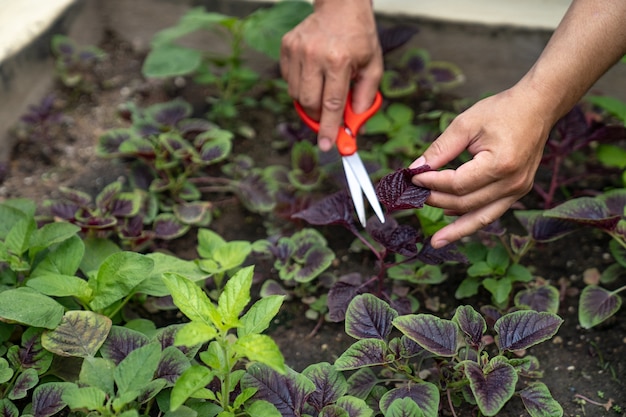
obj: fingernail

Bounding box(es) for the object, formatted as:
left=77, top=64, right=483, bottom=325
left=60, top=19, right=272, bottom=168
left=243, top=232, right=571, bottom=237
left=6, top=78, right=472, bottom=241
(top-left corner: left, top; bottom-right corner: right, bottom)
left=318, top=137, right=332, bottom=152
left=410, top=155, right=426, bottom=168
left=432, top=239, right=450, bottom=249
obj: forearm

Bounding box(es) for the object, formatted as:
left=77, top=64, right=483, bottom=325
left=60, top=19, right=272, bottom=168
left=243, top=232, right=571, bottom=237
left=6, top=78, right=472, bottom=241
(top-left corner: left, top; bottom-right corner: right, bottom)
left=518, top=0, right=626, bottom=124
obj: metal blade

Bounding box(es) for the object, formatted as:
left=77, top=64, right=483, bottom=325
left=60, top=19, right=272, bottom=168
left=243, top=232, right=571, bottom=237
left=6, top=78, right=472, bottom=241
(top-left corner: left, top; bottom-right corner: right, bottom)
left=342, top=157, right=367, bottom=227
left=344, top=154, right=386, bottom=224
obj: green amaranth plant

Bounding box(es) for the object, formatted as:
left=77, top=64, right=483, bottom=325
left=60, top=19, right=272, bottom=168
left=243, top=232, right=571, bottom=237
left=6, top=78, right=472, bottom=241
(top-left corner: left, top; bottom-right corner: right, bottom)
left=243, top=294, right=563, bottom=416
left=141, top=2, right=311, bottom=123
left=163, top=266, right=286, bottom=416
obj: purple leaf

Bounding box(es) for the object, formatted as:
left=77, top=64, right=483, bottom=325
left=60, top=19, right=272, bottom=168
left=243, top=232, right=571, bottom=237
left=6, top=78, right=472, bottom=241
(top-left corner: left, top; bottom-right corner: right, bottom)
left=8, top=328, right=52, bottom=374
left=393, top=314, right=459, bottom=356
left=514, top=285, right=560, bottom=313
left=375, top=166, right=431, bottom=213
left=241, top=363, right=316, bottom=417
left=345, top=294, right=398, bottom=340
left=9, top=368, right=38, bottom=400
left=452, top=305, right=486, bottom=349
left=153, top=214, right=189, bottom=240
left=346, top=368, right=378, bottom=399
left=366, top=216, right=421, bottom=257
left=301, top=362, right=347, bottom=412
left=494, top=310, right=563, bottom=352
left=519, top=382, right=563, bottom=417
left=464, top=357, right=517, bottom=416
left=155, top=325, right=200, bottom=359
left=544, top=197, right=621, bottom=232
left=31, top=382, right=72, bottom=417
left=578, top=285, right=622, bottom=329
left=599, top=188, right=626, bottom=216
left=97, top=129, right=136, bottom=156
left=236, top=170, right=277, bottom=213
left=327, top=274, right=375, bottom=322
left=173, top=202, right=212, bottom=225
left=0, top=399, right=18, bottom=417
left=379, top=383, right=439, bottom=417
left=334, top=339, right=389, bottom=370
left=100, top=326, right=150, bottom=365
left=377, top=25, right=419, bottom=55
left=292, top=191, right=358, bottom=231
left=156, top=346, right=190, bottom=385
left=149, top=99, right=192, bottom=126
left=59, top=186, right=92, bottom=206
left=417, top=239, right=467, bottom=265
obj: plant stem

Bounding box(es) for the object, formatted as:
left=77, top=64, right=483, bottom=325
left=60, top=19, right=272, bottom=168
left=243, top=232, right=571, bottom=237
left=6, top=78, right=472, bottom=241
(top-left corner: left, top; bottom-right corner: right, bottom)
left=447, top=389, right=458, bottom=417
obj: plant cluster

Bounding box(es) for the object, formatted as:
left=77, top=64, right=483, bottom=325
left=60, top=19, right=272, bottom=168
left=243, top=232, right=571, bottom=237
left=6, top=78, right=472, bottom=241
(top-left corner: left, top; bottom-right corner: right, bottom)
left=3, top=1, right=626, bottom=416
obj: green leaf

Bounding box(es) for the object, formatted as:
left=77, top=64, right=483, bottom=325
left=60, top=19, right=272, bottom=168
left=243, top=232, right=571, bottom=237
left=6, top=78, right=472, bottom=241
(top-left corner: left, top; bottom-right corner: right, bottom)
left=455, top=276, right=481, bottom=299
left=29, top=222, right=80, bottom=253
left=89, top=252, right=154, bottom=310
left=114, top=342, right=162, bottom=394
left=0, top=288, right=64, bottom=329
left=385, top=398, right=424, bottom=417
left=5, top=217, right=35, bottom=256
left=201, top=242, right=252, bottom=274
left=238, top=295, right=284, bottom=337
left=27, top=274, right=92, bottom=300
left=79, top=357, right=116, bottom=395
left=234, top=334, right=285, bottom=373
left=507, top=264, right=534, bottom=283
left=134, top=252, right=208, bottom=297
left=80, top=237, right=120, bottom=275
left=8, top=368, right=38, bottom=400
left=587, top=95, right=626, bottom=123
left=217, top=266, right=253, bottom=327
left=41, top=311, right=112, bottom=358
left=170, top=365, right=214, bottom=411
left=175, top=321, right=218, bottom=347
left=486, top=244, right=509, bottom=273
left=31, top=234, right=85, bottom=277
left=142, top=45, right=202, bottom=78
left=0, top=398, right=18, bottom=417
left=596, top=144, right=626, bottom=169
left=0, top=359, right=14, bottom=384
left=483, top=277, right=512, bottom=305
left=0, top=202, right=29, bottom=240
left=242, top=1, right=313, bottom=60
left=62, top=385, right=107, bottom=411
left=197, top=229, right=227, bottom=259
left=163, top=272, right=220, bottom=327
left=245, top=399, right=281, bottom=417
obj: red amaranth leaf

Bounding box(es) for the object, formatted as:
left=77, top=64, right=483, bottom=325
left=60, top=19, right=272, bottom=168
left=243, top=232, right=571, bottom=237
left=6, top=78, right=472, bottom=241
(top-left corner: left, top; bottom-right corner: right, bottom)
left=375, top=165, right=431, bottom=213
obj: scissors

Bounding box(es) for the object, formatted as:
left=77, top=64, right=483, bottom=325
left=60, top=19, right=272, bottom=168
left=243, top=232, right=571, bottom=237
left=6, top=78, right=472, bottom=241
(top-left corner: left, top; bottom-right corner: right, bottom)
left=294, top=91, right=385, bottom=227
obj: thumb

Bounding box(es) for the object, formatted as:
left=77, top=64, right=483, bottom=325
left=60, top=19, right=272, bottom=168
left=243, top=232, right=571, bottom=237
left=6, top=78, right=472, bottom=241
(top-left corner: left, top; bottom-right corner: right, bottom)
left=414, top=121, right=473, bottom=170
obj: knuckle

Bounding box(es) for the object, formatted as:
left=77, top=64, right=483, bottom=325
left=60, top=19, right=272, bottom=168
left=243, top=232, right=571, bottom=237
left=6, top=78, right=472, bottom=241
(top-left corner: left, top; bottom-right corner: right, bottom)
left=323, top=96, right=345, bottom=113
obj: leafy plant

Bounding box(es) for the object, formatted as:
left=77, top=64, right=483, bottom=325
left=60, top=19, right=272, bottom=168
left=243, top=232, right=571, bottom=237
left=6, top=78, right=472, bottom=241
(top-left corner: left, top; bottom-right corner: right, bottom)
left=43, top=180, right=189, bottom=250
left=380, top=46, right=464, bottom=99
left=515, top=188, right=626, bottom=328
left=244, top=294, right=563, bottom=416
left=141, top=2, right=311, bottom=122
left=163, top=266, right=286, bottom=416
left=12, top=94, right=70, bottom=164
left=51, top=34, right=106, bottom=93
left=533, top=105, right=626, bottom=208
left=292, top=166, right=466, bottom=320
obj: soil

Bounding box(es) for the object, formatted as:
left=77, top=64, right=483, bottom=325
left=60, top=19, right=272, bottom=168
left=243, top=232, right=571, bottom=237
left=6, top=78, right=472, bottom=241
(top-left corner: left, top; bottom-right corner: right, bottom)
left=1, top=32, right=625, bottom=417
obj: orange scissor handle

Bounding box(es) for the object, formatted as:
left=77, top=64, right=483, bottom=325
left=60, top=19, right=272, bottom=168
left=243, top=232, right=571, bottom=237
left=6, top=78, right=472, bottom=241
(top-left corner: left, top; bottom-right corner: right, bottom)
left=294, top=91, right=383, bottom=156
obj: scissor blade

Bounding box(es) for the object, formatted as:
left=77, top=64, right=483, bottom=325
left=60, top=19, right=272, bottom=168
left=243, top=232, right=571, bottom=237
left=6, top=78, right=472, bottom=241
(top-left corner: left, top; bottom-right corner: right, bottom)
left=343, top=154, right=386, bottom=224
left=342, top=157, right=367, bottom=227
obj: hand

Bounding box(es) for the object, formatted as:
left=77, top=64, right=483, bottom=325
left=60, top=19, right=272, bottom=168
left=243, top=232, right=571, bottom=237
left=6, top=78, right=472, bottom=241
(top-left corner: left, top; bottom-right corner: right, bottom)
left=410, top=85, right=552, bottom=248
left=280, top=0, right=383, bottom=151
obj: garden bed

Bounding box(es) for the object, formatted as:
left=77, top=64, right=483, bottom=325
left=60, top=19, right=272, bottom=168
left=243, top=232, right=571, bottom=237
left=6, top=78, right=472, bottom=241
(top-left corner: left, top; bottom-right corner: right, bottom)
left=1, top=10, right=625, bottom=417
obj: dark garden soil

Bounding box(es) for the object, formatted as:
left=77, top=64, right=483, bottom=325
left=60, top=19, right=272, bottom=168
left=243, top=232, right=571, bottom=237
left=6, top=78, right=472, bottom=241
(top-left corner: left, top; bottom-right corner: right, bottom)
left=1, top=32, right=625, bottom=417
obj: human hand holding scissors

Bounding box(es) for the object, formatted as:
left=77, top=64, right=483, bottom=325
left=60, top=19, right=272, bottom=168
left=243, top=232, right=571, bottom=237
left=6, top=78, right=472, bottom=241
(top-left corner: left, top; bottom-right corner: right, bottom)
left=295, top=91, right=386, bottom=227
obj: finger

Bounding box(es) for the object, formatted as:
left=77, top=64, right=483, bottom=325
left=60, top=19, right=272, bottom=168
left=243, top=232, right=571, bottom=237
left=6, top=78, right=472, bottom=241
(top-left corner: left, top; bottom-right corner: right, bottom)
left=350, top=58, right=383, bottom=114
left=413, top=154, right=495, bottom=196
left=297, top=61, right=326, bottom=122
left=429, top=196, right=516, bottom=248
left=317, top=68, right=351, bottom=152
left=418, top=116, right=477, bottom=170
